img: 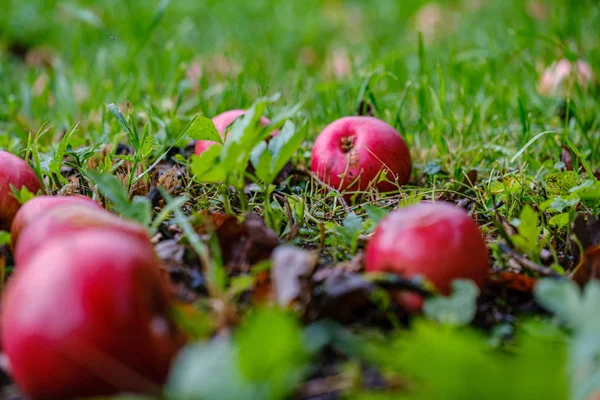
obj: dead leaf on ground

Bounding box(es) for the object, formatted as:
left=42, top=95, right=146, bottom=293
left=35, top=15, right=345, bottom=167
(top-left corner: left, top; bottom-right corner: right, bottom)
left=155, top=238, right=206, bottom=302
left=561, top=146, right=574, bottom=171
left=216, top=213, right=280, bottom=274
left=570, top=213, right=600, bottom=285
left=311, top=269, right=377, bottom=324
left=488, top=271, right=537, bottom=293
left=271, top=245, right=318, bottom=307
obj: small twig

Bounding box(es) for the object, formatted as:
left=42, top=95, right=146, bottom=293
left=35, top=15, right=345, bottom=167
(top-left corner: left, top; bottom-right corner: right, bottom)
left=498, top=243, right=562, bottom=278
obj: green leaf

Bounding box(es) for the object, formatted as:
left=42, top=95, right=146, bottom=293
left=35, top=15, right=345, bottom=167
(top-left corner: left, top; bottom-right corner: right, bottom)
left=237, top=308, right=310, bottom=384
left=0, top=231, right=11, bottom=245
left=267, top=120, right=303, bottom=183
left=183, top=114, right=223, bottom=143
left=10, top=185, right=37, bottom=205
left=167, top=338, right=253, bottom=400
left=364, top=205, right=389, bottom=225
left=571, top=180, right=600, bottom=201
left=129, top=196, right=152, bottom=226
left=535, top=279, right=600, bottom=399
left=86, top=170, right=151, bottom=226
left=424, top=280, right=479, bottom=326
left=140, top=132, right=161, bottom=158
left=342, top=212, right=363, bottom=237
left=167, top=308, right=313, bottom=400
left=190, top=145, right=227, bottom=183
left=534, top=279, right=600, bottom=333
left=251, top=121, right=304, bottom=185
left=540, top=196, right=580, bottom=213
left=549, top=212, right=572, bottom=228
left=49, top=123, right=79, bottom=179
left=250, top=141, right=272, bottom=183
left=107, top=103, right=139, bottom=150
left=341, top=319, right=568, bottom=400
left=511, top=205, right=540, bottom=259
left=221, top=104, right=267, bottom=174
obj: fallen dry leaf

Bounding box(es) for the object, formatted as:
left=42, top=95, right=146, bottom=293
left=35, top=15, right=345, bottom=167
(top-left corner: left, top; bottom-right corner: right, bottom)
left=216, top=213, right=280, bottom=273
left=271, top=245, right=318, bottom=307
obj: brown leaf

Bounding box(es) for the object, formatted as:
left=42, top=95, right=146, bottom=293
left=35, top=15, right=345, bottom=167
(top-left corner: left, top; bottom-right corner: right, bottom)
left=271, top=246, right=318, bottom=307
left=561, top=146, right=574, bottom=171
left=312, top=270, right=376, bottom=323
left=154, top=239, right=206, bottom=302
left=570, top=213, right=600, bottom=285
left=216, top=213, right=280, bottom=273
left=488, top=271, right=537, bottom=293
left=356, top=100, right=374, bottom=117
left=463, top=169, right=478, bottom=187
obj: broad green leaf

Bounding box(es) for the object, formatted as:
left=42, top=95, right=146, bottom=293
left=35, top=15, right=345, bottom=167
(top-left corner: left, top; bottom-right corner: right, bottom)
left=535, top=279, right=600, bottom=399
left=87, top=170, right=129, bottom=208
left=571, top=180, right=600, bottom=201
left=10, top=185, right=37, bottom=205
left=182, top=114, right=223, bottom=143
left=191, top=145, right=227, bottom=183
left=534, top=279, right=600, bottom=333
left=341, top=319, right=567, bottom=400
left=221, top=104, right=266, bottom=173
left=266, top=120, right=303, bottom=183
left=167, top=338, right=254, bottom=400
left=168, top=308, right=313, bottom=400
left=364, top=205, right=389, bottom=225
left=0, top=231, right=11, bottom=245
left=86, top=170, right=151, bottom=225
left=549, top=212, right=572, bottom=228
left=540, top=196, right=580, bottom=213
left=511, top=205, right=539, bottom=259
left=250, top=141, right=272, bottom=183
left=424, top=280, right=479, bottom=326
left=129, top=196, right=152, bottom=226
left=342, top=212, right=363, bottom=238
left=237, top=309, right=310, bottom=385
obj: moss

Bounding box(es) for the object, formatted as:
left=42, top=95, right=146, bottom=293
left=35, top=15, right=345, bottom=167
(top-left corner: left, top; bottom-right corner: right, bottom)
left=544, top=171, right=582, bottom=197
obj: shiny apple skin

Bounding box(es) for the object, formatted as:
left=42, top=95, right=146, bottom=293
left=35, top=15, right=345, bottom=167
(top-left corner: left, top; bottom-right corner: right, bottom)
left=10, top=195, right=101, bottom=250
left=0, top=151, right=43, bottom=231
left=365, top=202, right=489, bottom=311
left=1, top=230, right=185, bottom=399
left=310, top=116, right=411, bottom=194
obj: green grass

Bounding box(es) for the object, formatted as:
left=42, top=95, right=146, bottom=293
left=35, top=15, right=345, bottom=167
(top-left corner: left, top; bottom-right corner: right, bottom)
left=2, top=0, right=600, bottom=399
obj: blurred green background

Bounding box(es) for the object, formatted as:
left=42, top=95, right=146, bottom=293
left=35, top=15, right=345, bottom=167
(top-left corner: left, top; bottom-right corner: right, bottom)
left=1, top=0, right=599, bottom=167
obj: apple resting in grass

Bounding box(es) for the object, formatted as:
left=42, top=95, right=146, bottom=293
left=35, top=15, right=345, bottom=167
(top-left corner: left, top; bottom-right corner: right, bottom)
left=0, top=151, right=43, bottom=231
left=365, top=202, right=489, bottom=311
left=14, top=204, right=150, bottom=267
left=1, top=230, right=186, bottom=399
left=311, top=116, right=411, bottom=195
left=194, top=109, right=274, bottom=156
left=10, top=195, right=101, bottom=250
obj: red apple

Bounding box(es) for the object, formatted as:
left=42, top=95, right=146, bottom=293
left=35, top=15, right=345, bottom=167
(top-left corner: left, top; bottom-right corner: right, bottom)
left=194, top=109, right=273, bottom=156
left=11, top=195, right=101, bottom=250
left=14, top=204, right=149, bottom=267
left=310, top=116, right=411, bottom=194
left=0, top=151, right=43, bottom=231
left=365, top=202, right=489, bottom=311
left=1, top=230, right=186, bottom=399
